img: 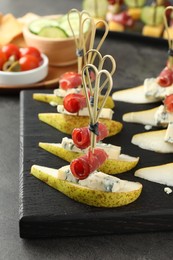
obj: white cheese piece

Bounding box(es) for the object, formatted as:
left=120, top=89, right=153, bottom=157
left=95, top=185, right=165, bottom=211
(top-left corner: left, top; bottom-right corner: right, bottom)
left=164, top=122, right=173, bottom=143
left=49, top=101, right=58, bottom=107
left=57, top=165, right=78, bottom=183
left=144, top=78, right=173, bottom=100
left=57, top=105, right=113, bottom=119
left=61, top=137, right=121, bottom=159
left=54, top=87, right=81, bottom=97
left=112, top=85, right=158, bottom=104
left=144, top=125, right=153, bottom=130
left=154, top=105, right=169, bottom=126
left=164, top=187, right=173, bottom=194
left=135, top=163, right=173, bottom=186
left=79, top=171, right=123, bottom=192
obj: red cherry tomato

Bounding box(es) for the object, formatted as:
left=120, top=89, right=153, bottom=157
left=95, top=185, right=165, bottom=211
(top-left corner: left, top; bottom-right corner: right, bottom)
left=19, top=55, right=40, bottom=71
left=164, top=94, right=173, bottom=112
left=157, top=66, right=173, bottom=87
left=63, top=93, right=87, bottom=113
left=0, top=50, right=7, bottom=70
left=59, top=72, right=82, bottom=90
left=112, top=11, right=134, bottom=27
left=20, top=46, right=42, bottom=62
left=2, top=44, right=20, bottom=60
left=70, top=148, right=108, bottom=180
left=72, top=123, right=109, bottom=149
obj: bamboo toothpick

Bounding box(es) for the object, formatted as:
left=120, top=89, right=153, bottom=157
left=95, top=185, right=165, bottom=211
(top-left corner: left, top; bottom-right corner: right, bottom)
left=67, top=9, right=92, bottom=73
left=82, top=61, right=113, bottom=152
left=67, top=9, right=109, bottom=74
left=163, top=6, right=173, bottom=68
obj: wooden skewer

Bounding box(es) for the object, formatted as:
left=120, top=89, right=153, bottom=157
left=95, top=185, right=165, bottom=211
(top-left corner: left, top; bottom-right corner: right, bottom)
left=163, top=6, right=173, bottom=68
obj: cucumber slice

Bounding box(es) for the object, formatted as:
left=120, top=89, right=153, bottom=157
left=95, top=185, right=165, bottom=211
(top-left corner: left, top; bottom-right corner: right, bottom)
left=82, top=0, right=108, bottom=19
left=141, top=6, right=164, bottom=26
left=29, top=18, right=59, bottom=34
left=38, top=26, right=68, bottom=38
left=58, top=13, right=90, bottom=37
left=124, top=0, right=146, bottom=7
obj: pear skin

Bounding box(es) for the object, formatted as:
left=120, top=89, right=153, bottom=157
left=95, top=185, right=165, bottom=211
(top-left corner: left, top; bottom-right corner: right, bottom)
left=33, top=93, right=63, bottom=105
left=39, top=142, right=139, bottom=174
left=31, top=164, right=142, bottom=208
left=33, top=93, right=115, bottom=109
left=38, top=113, right=123, bottom=136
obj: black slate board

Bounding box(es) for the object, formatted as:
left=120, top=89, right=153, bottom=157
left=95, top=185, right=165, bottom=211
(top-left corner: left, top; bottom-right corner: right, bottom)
left=19, top=89, right=173, bottom=239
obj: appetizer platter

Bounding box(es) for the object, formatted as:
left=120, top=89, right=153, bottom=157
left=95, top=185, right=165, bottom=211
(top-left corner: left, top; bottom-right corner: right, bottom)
left=83, top=0, right=173, bottom=44
left=19, top=8, right=173, bottom=238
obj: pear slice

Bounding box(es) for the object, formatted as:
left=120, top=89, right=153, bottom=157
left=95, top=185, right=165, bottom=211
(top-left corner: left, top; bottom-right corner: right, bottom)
left=132, top=130, right=173, bottom=153
left=33, top=93, right=115, bottom=109
left=39, top=142, right=139, bottom=174
left=123, top=106, right=159, bottom=126
left=33, top=93, right=63, bottom=106
left=38, top=113, right=123, bottom=136
left=135, top=163, right=173, bottom=186
left=31, top=164, right=142, bottom=207
left=112, top=85, right=159, bottom=104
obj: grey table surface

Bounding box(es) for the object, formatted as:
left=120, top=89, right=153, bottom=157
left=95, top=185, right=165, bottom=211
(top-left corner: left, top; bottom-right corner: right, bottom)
left=0, top=0, right=173, bottom=259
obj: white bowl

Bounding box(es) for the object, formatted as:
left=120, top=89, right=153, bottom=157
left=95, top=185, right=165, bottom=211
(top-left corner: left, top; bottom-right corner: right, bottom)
left=0, top=53, right=49, bottom=86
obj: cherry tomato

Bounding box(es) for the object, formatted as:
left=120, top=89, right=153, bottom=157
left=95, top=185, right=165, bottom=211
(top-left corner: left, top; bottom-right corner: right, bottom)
left=157, top=66, right=173, bottom=87
left=0, top=50, right=7, bottom=70
left=164, top=94, right=173, bottom=112
left=20, top=46, right=42, bottom=62
left=59, top=72, right=82, bottom=90
left=70, top=148, right=108, bottom=180
left=2, top=44, right=20, bottom=60
left=19, top=55, right=40, bottom=71
left=63, top=93, right=87, bottom=113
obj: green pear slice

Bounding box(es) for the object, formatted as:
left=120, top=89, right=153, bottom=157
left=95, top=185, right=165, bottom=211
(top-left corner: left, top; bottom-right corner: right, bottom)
left=38, top=113, right=123, bottom=136
left=33, top=93, right=115, bottom=109
left=112, top=85, right=159, bottom=104
left=123, top=106, right=160, bottom=126
left=132, top=130, right=173, bottom=153
left=135, top=163, right=173, bottom=186
left=31, top=164, right=142, bottom=207
left=39, top=142, right=139, bottom=174
left=33, top=93, right=63, bottom=106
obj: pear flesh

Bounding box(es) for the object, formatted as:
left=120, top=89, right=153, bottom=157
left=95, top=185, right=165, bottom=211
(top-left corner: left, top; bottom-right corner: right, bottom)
left=112, top=85, right=159, bottom=104
left=123, top=106, right=159, bottom=126
left=31, top=164, right=142, bottom=208
left=132, top=130, right=173, bottom=153
left=135, top=163, right=173, bottom=186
